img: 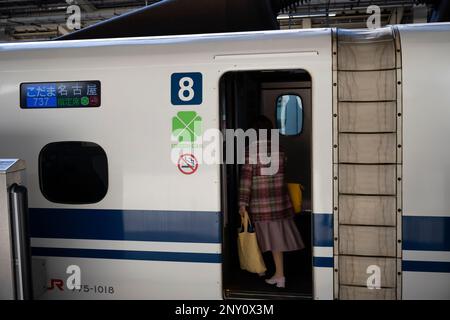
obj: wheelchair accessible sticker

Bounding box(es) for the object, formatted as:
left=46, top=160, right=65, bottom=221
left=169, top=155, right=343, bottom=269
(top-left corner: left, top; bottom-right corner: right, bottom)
left=177, top=154, right=199, bottom=175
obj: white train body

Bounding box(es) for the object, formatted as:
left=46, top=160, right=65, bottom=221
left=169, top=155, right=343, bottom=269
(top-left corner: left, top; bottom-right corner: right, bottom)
left=0, top=22, right=449, bottom=300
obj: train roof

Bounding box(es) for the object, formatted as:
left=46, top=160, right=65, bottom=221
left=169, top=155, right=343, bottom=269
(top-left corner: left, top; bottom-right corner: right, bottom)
left=0, top=28, right=329, bottom=52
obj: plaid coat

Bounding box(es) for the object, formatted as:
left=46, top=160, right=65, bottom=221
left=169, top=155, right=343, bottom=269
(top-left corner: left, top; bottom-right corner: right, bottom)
left=239, top=143, right=294, bottom=222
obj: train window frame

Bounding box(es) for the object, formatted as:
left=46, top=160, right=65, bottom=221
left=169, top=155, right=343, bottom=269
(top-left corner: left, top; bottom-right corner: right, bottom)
left=39, top=141, right=108, bottom=205
left=275, top=93, right=304, bottom=136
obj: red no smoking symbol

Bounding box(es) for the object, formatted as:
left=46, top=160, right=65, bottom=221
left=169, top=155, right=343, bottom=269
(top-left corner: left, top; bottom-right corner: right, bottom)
left=177, top=154, right=199, bottom=175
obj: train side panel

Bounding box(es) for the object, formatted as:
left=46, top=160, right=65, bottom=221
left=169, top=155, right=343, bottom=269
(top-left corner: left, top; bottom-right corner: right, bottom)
left=0, top=30, right=334, bottom=299
left=399, top=23, right=450, bottom=299
left=0, top=39, right=225, bottom=299
left=2, top=23, right=449, bottom=300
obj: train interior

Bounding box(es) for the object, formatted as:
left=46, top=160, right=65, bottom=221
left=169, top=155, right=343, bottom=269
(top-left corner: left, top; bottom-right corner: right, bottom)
left=220, top=70, right=313, bottom=299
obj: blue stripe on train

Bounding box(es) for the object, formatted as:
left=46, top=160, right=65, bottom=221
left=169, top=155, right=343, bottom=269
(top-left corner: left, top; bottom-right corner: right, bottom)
left=312, top=213, right=450, bottom=252
left=403, top=261, right=450, bottom=273
left=29, top=208, right=221, bottom=243
left=403, top=216, right=450, bottom=252
left=313, top=258, right=450, bottom=273
left=33, top=247, right=450, bottom=272
left=313, top=257, right=334, bottom=268
left=312, top=255, right=450, bottom=272
left=313, top=213, right=333, bottom=247
left=31, top=208, right=333, bottom=247
left=32, top=247, right=221, bottom=263
left=29, top=209, right=450, bottom=252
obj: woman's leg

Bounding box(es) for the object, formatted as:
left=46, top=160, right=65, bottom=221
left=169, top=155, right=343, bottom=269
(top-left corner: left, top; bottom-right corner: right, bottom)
left=266, top=251, right=285, bottom=287
left=272, top=251, right=284, bottom=278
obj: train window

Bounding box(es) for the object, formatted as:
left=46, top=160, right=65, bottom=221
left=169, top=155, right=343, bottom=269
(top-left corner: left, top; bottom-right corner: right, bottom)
left=276, top=94, right=303, bottom=135
left=39, top=142, right=108, bottom=204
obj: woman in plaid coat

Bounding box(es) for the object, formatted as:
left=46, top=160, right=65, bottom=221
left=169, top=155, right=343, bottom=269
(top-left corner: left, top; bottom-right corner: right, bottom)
left=239, top=116, right=304, bottom=288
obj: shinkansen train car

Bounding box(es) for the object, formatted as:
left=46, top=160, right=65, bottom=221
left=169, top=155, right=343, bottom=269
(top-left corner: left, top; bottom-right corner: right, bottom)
left=0, top=22, right=449, bottom=300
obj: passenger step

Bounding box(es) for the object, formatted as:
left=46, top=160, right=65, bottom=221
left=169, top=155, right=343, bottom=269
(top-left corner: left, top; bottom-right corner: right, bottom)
left=224, top=289, right=312, bottom=300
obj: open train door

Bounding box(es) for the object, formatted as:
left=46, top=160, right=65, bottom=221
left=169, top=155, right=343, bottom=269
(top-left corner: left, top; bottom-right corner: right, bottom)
left=220, top=70, right=313, bottom=299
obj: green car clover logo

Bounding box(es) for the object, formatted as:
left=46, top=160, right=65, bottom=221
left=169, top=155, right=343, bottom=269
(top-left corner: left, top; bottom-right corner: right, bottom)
left=172, top=111, right=202, bottom=142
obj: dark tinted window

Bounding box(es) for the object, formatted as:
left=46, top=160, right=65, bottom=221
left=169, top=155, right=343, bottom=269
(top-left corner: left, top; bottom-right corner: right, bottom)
left=39, top=142, right=108, bottom=204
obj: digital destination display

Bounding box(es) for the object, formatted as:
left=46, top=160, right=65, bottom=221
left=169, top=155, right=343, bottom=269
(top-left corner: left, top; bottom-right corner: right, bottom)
left=20, top=81, right=101, bottom=109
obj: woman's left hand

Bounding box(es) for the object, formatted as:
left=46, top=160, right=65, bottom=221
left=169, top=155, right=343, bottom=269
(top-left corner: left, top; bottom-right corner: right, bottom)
left=239, top=206, right=247, bottom=219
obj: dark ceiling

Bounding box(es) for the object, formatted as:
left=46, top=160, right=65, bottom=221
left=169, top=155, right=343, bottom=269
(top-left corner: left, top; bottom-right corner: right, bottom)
left=0, top=0, right=447, bottom=41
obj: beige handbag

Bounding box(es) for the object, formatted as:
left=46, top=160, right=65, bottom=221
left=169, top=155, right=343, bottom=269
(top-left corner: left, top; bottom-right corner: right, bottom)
left=237, top=211, right=267, bottom=274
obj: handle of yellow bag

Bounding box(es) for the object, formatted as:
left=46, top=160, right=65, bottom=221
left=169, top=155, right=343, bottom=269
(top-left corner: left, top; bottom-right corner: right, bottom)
left=240, top=210, right=252, bottom=233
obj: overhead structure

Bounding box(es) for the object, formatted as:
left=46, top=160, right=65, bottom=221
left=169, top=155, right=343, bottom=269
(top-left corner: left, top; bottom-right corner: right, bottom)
left=57, top=0, right=284, bottom=40
left=0, top=0, right=448, bottom=41
left=277, top=0, right=446, bottom=29
left=0, top=1, right=158, bottom=41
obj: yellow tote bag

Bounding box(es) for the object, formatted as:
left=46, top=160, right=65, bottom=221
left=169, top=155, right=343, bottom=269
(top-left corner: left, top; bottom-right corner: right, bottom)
left=237, top=211, right=266, bottom=274
left=288, top=183, right=304, bottom=214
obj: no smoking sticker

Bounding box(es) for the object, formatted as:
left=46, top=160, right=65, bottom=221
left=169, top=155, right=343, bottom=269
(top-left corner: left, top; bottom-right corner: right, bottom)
left=177, top=154, right=198, bottom=175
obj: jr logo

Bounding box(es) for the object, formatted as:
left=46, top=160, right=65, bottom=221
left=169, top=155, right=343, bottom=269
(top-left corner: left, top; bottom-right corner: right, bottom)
left=171, top=72, right=203, bottom=105
left=48, top=279, right=64, bottom=291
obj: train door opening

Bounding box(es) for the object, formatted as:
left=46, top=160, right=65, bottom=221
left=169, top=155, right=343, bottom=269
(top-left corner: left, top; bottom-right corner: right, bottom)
left=220, top=70, right=313, bottom=299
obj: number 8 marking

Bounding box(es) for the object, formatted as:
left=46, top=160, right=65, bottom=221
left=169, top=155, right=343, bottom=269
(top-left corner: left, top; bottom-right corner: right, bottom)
left=178, top=77, right=195, bottom=102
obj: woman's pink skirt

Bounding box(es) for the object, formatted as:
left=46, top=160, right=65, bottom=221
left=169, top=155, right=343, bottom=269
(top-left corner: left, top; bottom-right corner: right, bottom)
left=254, top=218, right=305, bottom=253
